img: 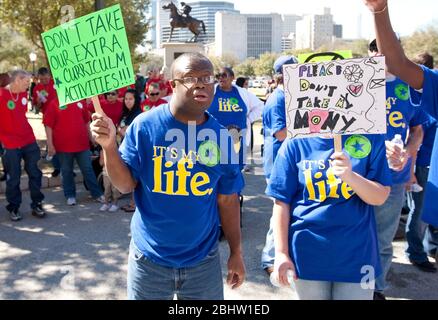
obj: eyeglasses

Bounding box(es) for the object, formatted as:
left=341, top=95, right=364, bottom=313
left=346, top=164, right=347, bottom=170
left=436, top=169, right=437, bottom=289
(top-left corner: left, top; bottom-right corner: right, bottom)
left=108, top=92, right=118, bottom=96
left=216, top=73, right=228, bottom=79
left=173, top=75, right=215, bottom=87
left=149, top=92, right=160, bottom=96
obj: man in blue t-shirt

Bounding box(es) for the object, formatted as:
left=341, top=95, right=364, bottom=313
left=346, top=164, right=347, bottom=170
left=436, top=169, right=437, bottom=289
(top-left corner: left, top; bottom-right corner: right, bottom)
left=368, top=41, right=429, bottom=299
left=260, top=55, right=298, bottom=274
left=364, top=0, right=438, bottom=273
left=404, top=54, right=438, bottom=273
left=90, top=53, right=245, bottom=300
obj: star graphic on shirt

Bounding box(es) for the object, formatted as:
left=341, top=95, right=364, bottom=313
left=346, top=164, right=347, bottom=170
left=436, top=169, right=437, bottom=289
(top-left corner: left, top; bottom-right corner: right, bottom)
left=353, top=141, right=365, bottom=152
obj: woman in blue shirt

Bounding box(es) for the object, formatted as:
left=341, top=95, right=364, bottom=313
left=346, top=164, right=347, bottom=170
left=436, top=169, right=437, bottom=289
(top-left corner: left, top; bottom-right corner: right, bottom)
left=268, top=134, right=392, bottom=300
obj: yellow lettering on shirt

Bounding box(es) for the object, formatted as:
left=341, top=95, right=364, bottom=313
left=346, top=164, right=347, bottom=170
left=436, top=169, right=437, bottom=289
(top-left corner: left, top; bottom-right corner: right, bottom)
left=191, top=172, right=213, bottom=196
left=303, top=162, right=356, bottom=203
left=152, top=146, right=212, bottom=197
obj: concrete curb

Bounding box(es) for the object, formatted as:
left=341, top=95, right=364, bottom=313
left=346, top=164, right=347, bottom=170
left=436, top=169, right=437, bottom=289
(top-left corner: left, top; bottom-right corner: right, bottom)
left=0, top=170, right=84, bottom=194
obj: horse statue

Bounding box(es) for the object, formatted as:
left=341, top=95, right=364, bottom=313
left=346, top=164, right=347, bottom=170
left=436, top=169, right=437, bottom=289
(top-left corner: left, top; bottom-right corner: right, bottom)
left=162, top=2, right=206, bottom=42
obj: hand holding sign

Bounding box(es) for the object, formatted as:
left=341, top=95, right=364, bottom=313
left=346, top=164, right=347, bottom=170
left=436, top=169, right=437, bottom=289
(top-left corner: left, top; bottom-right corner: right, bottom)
left=90, top=113, right=117, bottom=151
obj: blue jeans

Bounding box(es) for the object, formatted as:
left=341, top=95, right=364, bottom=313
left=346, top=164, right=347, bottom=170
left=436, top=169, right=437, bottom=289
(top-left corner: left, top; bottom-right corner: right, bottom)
left=406, top=166, right=429, bottom=262
left=261, top=214, right=275, bottom=270
left=294, top=279, right=374, bottom=300
left=127, top=240, right=224, bottom=300
left=3, top=142, right=44, bottom=211
left=374, top=183, right=406, bottom=293
left=424, top=225, right=438, bottom=256
left=57, top=150, right=102, bottom=199
left=52, top=154, right=60, bottom=171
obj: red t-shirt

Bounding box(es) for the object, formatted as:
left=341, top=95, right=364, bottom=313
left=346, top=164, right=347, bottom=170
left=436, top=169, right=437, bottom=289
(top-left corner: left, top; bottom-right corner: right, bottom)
left=0, top=88, right=35, bottom=149
left=101, top=100, right=123, bottom=125
left=141, top=98, right=167, bottom=112
left=43, top=98, right=91, bottom=153
left=32, top=82, right=57, bottom=114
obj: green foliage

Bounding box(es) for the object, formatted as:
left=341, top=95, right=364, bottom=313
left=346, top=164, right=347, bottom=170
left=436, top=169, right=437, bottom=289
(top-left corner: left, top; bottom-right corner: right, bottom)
left=254, top=52, right=279, bottom=77
left=208, top=53, right=239, bottom=74
left=402, top=25, right=438, bottom=63
left=234, top=58, right=256, bottom=77
left=0, top=25, right=42, bottom=72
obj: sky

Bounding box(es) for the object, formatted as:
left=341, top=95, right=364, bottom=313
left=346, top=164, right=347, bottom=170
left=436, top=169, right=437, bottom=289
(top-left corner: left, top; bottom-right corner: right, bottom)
left=197, top=0, right=438, bottom=39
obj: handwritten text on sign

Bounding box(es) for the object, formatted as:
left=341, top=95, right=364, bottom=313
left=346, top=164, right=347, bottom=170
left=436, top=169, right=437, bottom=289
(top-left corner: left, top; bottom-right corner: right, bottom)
left=283, top=56, right=387, bottom=138
left=42, top=4, right=134, bottom=105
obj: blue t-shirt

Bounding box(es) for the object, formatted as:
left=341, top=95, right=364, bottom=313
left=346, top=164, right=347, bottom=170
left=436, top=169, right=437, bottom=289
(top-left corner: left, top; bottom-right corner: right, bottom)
left=209, top=86, right=248, bottom=131
left=266, top=135, right=392, bottom=283
left=417, top=109, right=438, bottom=167
left=386, top=77, right=427, bottom=184
left=419, top=66, right=438, bottom=226
left=263, top=87, right=286, bottom=179
left=119, top=104, right=244, bottom=268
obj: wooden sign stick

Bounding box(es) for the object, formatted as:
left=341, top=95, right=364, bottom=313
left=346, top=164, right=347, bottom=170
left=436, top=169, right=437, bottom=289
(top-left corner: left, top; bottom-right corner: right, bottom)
left=91, top=95, right=106, bottom=116
left=334, top=134, right=343, bottom=153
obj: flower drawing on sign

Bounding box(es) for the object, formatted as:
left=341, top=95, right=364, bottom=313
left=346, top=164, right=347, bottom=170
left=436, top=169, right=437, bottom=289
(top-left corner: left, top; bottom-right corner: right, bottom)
left=343, top=65, right=364, bottom=83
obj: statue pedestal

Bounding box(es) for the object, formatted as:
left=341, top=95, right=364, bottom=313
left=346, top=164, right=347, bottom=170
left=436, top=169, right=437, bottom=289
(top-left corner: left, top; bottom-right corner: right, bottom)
left=161, top=42, right=205, bottom=77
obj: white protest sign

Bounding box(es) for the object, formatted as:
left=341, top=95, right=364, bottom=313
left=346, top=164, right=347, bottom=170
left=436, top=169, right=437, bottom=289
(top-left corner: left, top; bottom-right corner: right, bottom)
left=283, top=56, right=386, bottom=138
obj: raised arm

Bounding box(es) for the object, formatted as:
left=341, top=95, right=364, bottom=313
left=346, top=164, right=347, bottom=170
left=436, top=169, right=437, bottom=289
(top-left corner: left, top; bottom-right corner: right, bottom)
left=363, top=0, right=424, bottom=89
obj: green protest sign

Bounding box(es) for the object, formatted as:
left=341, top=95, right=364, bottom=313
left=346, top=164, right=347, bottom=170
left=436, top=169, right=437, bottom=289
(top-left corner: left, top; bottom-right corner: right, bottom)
left=298, top=50, right=353, bottom=64
left=42, top=4, right=134, bottom=106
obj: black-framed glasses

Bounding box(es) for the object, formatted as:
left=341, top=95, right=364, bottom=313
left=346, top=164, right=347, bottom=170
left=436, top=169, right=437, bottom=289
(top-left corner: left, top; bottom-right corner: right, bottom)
left=216, top=73, right=228, bottom=79
left=173, top=75, right=215, bottom=87
left=149, top=92, right=160, bottom=96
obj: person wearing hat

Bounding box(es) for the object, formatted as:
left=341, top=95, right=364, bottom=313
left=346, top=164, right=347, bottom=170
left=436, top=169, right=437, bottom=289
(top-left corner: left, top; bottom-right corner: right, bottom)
left=261, top=56, right=298, bottom=275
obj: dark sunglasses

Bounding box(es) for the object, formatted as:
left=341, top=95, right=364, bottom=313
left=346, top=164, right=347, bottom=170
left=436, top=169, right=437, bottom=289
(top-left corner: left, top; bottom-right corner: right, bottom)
left=216, top=73, right=228, bottom=79
left=149, top=93, right=160, bottom=96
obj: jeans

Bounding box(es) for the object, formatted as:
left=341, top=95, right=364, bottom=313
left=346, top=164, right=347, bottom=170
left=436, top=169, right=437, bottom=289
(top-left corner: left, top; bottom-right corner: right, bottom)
left=374, top=183, right=406, bottom=293
left=261, top=214, right=275, bottom=270
left=52, top=154, right=61, bottom=171
left=3, top=142, right=44, bottom=211
left=424, top=225, right=438, bottom=256
left=294, top=279, right=374, bottom=300
left=406, top=166, right=429, bottom=262
left=57, top=150, right=102, bottom=199
left=127, top=240, right=224, bottom=300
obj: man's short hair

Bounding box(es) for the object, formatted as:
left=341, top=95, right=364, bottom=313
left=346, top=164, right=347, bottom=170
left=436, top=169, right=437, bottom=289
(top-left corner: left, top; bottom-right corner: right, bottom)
left=37, top=67, right=50, bottom=76
left=369, top=39, right=378, bottom=53
left=9, top=70, right=30, bottom=82
left=413, top=52, right=434, bottom=69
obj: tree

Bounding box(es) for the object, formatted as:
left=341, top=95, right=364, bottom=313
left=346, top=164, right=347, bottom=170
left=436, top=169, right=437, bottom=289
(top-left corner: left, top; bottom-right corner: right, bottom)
left=234, top=58, right=256, bottom=77
left=0, top=0, right=150, bottom=58
left=402, top=26, right=438, bottom=63
left=0, top=25, right=41, bottom=72
left=254, top=52, right=279, bottom=77
left=207, top=53, right=239, bottom=74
